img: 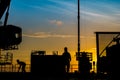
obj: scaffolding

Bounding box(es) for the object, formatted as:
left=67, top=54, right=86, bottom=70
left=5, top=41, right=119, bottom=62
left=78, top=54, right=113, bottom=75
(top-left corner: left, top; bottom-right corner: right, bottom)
left=0, top=52, right=13, bottom=72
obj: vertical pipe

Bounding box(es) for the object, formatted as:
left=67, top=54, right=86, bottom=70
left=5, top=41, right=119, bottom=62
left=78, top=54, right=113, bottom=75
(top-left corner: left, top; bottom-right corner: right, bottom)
left=96, top=33, right=99, bottom=73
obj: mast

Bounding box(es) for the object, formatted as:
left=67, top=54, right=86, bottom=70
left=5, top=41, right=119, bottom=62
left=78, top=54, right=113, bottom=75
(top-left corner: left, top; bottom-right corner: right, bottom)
left=77, top=0, right=80, bottom=53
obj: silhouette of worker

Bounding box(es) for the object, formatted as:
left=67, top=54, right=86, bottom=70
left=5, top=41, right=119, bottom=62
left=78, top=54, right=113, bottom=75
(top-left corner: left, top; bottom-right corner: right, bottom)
left=62, top=47, right=71, bottom=73
left=16, top=59, right=26, bottom=72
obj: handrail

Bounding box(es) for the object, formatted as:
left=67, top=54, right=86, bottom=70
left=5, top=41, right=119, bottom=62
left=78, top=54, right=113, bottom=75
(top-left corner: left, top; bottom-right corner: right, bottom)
left=0, top=64, right=78, bottom=73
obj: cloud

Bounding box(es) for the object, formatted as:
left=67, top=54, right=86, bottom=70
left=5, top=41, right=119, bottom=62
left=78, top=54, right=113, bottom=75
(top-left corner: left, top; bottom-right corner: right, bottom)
left=48, top=0, right=76, bottom=9
left=47, top=0, right=77, bottom=15
left=25, top=0, right=77, bottom=16
left=81, top=10, right=110, bottom=18
left=49, top=20, right=63, bottom=26
left=23, top=32, right=76, bottom=38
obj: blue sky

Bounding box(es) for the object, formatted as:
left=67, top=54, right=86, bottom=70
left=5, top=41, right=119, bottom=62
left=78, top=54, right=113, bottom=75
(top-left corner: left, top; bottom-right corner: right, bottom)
left=1, top=0, right=120, bottom=64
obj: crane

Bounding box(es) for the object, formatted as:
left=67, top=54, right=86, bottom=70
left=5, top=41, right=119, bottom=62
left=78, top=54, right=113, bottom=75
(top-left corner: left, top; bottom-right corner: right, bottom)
left=0, top=0, right=22, bottom=50
left=0, top=0, right=22, bottom=69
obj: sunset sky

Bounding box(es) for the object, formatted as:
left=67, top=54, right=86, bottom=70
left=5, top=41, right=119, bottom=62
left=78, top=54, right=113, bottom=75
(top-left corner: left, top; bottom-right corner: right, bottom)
left=1, top=0, right=120, bottom=65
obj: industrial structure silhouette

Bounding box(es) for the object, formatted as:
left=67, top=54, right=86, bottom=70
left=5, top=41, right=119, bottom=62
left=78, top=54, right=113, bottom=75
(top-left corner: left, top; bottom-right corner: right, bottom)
left=0, top=0, right=113, bottom=80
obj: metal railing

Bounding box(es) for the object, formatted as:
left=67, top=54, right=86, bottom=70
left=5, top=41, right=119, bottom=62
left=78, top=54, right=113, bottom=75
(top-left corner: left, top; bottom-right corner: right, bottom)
left=0, top=64, right=78, bottom=73
left=0, top=64, right=30, bottom=72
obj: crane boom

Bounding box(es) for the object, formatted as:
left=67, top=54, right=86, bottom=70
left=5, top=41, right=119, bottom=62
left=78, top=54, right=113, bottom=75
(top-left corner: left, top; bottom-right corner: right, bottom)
left=0, top=0, right=11, bottom=20
left=0, top=0, right=22, bottom=50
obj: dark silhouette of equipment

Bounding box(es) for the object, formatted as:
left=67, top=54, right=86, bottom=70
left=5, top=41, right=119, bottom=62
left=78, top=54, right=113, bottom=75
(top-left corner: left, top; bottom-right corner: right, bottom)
left=0, top=0, right=22, bottom=73
left=31, top=50, right=66, bottom=77
left=97, top=37, right=118, bottom=79
left=76, top=52, right=92, bottom=79
left=0, top=25, right=22, bottom=50
left=95, top=32, right=120, bottom=80
left=105, top=37, right=120, bottom=78
left=0, top=0, right=22, bottom=50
